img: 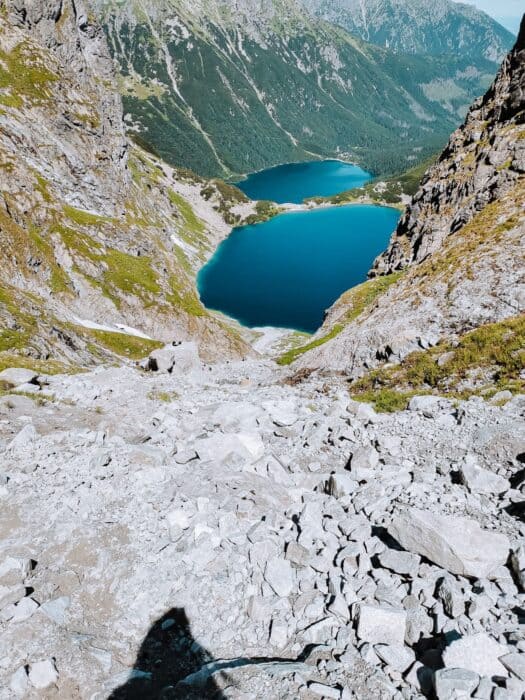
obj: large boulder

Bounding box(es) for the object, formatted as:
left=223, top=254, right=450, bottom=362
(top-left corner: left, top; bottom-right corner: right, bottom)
left=442, top=633, right=509, bottom=678
left=0, top=368, right=39, bottom=388
left=146, top=342, right=201, bottom=375
left=389, top=508, right=509, bottom=579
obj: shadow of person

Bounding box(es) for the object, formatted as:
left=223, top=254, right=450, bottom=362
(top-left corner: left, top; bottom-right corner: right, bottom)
left=108, top=608, right=228, bottom=699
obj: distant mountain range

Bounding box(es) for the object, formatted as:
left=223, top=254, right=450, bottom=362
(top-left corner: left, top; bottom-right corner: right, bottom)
left=93, top=0, right=513, bottom=178
left=306, top=0, right=514, bottom=61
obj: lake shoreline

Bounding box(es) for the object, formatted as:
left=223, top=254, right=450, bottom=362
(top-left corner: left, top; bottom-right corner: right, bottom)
left=198, top=203, right=401, bottom=333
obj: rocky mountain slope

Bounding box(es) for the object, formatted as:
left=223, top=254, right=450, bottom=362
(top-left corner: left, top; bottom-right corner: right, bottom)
left=0, top=343, right=524, bottom=698
left=0, top=0, right=254, bottom=368
left=93, top=0, right=499, bottom=178
left=306, top=0, right=514, bottom=62
left=287, top=17, right=524, bottom=402
left=0, top=3, right=524, bottom=699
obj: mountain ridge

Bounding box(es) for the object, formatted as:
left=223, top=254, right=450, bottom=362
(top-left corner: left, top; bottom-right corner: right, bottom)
left=306, top=0, right=514, bottom=62
left=93, top=0, right=503, bottom=178
left=287, top=16, right=524, bottom=390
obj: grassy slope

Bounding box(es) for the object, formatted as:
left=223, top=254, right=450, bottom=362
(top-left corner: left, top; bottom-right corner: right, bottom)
left=349, top=316, right=525, bottom=411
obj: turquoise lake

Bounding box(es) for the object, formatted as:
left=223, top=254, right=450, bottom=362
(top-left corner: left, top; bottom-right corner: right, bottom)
left=235, top=160, right=372, bottom=204
left=197, top=204, right=400, bottom=333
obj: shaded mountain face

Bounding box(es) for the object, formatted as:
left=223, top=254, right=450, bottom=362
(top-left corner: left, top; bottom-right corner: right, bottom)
left=289, top=16, right=524, bottom=376
left=306, top=0, right=514, bottom=62
left=93, top=0, right=500, bottom=178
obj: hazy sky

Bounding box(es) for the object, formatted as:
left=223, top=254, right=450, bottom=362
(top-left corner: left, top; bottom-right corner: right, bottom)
left=459, top=0, right=521, bottom=15
left=456, top=0, right=523, bottom=32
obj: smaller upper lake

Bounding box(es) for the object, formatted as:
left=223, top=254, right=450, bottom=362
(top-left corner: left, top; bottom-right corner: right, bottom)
left=235, top=160, right=372, bottom=204
left=197, top=205, right=400, bottom=333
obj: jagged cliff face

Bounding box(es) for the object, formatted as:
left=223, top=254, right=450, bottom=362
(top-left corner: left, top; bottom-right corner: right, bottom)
left=0, top=0, right=252, bottom=367
left=93, top=0, right=496, bottom=178
left=2, top=0, right=128, bottom=214
left=290, top=18, right=524, bottom=376
left=306, top=0, right=514, bottom=62
left=374, top=16, right=525, bottom=274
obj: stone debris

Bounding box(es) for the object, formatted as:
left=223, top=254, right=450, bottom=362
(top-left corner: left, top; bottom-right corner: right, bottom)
left=378, top=548, right=420, bottom=576
left=264, top=558, right=295, bottom=597
left=0, top=368, right=39, bottom=387
left=442, top=633, right=509, bottom=678
left=28, top=659, right=58, bottom=689
left=389, top=508, right=510, bottom=578
left=357, top=604, right=407, bottom=645
left=500, top=653, right=525, bottom=681
left=0, top=360, right=522, bottom=699
left=146, top=342, right=201, bottom=375
left=460, top=455, right=509, bottom=495
left=434, top=668, right=480, bottom=700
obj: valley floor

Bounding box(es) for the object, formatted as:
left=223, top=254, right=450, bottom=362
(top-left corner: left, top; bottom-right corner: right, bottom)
left=0, top=351, right=523, bottom=698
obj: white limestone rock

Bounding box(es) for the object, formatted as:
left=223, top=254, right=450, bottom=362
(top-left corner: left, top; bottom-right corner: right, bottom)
left=28, top=659, right=58, bottom=689
left=460, top=457, right=509, bottom=495
left=442, top=633, right=509, bottom=678
left=308, top=681, right=341, bottom=698
left=9, top=666, right=29, bottom=697
left=434, top=668, right=480, bottom=700
left=7, top=424, right=38, bottom=451
left=357, top=604, right=407, bottom=645
left=39, top=596, right=70, bottom=625
left=500, top=653, right=525, bottom=681
left=408, top=395, right=453, bottom=417
left=438, top=577, right=465, bottom=618
left=195, top=432, right=264, bottom=464
left=0, top=557, right=32, bottom=586
left=12, top=596, right=39, bottom=622
left=264, top=557, right=295, bottom=597
left=378, top=549, right=420, bottom=576
left=147, top=342, right=201, bottom=375
left=389, top=508, right=510, bottom=579
left=327, top=473, right=357, bottom=498
left=0, top=368, right=38, bottom=387
left=349, top=445, right=379, bottom=481
left=375, top=644, right=415, bottom=672
left=262, top=400, right=298, bottom=426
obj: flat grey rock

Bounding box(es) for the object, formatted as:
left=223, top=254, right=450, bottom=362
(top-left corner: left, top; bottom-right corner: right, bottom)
left=442, top=633, right=509, bottom=678
left=357, top=604, right=407, bottom=646
left=378, top=548, right=420, bottom=576
left=389, top=508, right=510, bottom=579
left=434, top=668, right=480, bottom=700
left=0, top=368, right=39, bottom=387
left=500, top=653, right=525, bottom=681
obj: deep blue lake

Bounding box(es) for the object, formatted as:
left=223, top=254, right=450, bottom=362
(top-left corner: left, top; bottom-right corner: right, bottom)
left=235, top=160, right=372, bottom=204
left=197, top=204, right=400, bottom=333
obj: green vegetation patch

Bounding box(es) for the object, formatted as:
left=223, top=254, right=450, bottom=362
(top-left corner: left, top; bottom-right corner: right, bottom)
left=350, top=315, right=525, bottom=412
left=56, top=224, right=162, bottom=305
left=167, top=189, right=208, bottom=247
left=84, top=329, right=163, bottom=359
left=200, top=179, right=249, bottom=225
left=63, top=204, right=115, bottom=227
left=0, top=40, right=58, bottom=109
left=103, top=249, right=161, bottom=298
left=277, top=324, right=344, bottom=366
left=308, top=156, right=437, bottom=207
left=244, top=200, right=283, bottom=225
left=277, top=272, right=404, bottom=365
left=0, top=353, right=79, bottom=375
